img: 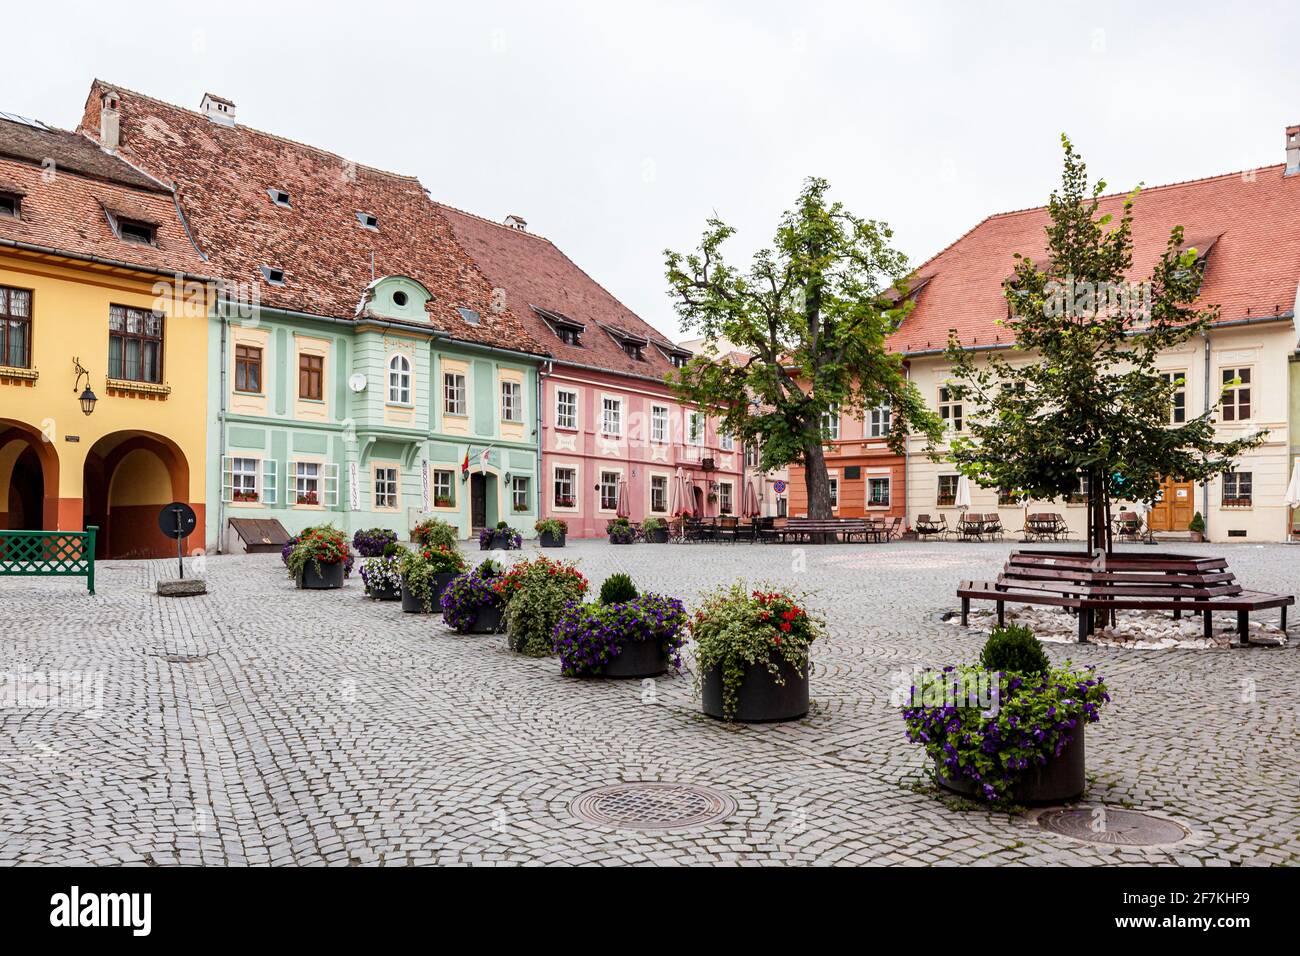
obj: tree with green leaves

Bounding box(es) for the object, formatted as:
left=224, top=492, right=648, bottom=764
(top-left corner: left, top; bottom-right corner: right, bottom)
left=944, top=136, right=1265, bottom=552
left=664, top=177, right=943, bottom=518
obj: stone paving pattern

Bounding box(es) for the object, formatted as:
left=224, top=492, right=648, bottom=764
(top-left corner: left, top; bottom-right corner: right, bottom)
left=1, top=540, right=1296, bottom=866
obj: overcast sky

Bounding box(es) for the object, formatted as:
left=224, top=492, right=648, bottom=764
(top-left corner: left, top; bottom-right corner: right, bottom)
left=6, top=1, right=1298, bottom=340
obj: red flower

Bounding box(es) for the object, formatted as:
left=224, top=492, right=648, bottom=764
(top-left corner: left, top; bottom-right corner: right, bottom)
left=780, top=622, right=791, bottom=632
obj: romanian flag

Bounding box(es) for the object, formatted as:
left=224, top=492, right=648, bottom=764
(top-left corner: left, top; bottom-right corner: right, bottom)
left=461, top=450, right=470, bottom=478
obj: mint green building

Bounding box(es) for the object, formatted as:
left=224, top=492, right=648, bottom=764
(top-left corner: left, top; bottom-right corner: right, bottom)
left=208, top=276, right=541, bottom=549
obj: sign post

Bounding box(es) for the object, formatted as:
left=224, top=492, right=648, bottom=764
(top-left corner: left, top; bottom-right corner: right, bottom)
left=157, top=502, right=197, bottom=580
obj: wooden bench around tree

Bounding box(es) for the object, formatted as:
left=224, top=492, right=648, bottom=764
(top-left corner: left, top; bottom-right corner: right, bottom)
left=775, top=517, right=877, bottom=543
left=957, top=550, right=1293, bottom=645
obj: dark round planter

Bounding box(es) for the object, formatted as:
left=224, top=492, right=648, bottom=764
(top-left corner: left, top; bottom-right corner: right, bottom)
left=935, top=726, right=1086, bottom=805
left=490, top=532, right=516, bottom=550
left=370, top=581, right=401, bottom=601
left=298, top=561, right=345, bottom=590
left=401, top=572, right=457, bottom=614
left=539, top=530, right=566, bottom=548
left=469, top=603, right=504, bottom=634
left=599, top=639, right=668, bottom=678
left=609, top=536, right=633, bottom=545
left=701, top=655, right=809, bottom=722
left=646, top=528, right=669, bottom=544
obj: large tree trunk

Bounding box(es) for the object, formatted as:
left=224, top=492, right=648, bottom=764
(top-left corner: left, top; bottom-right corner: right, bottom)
left=802, top=437, right=834, bottom=519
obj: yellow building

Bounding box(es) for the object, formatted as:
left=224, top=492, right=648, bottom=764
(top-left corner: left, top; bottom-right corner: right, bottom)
left=0, top=104, right=212, bottom=558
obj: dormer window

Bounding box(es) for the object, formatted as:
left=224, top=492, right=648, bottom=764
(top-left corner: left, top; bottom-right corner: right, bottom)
left=268, top=188, right=291, bottom=208
left=622, top=341, right=645, bottom=361
left=670, top=353, right=689, bottom=369
left=0, top=192, right=21, bottom=218
left=557, top=327, right=581, bottom=346
left=112, top=215, right=157, bottom=245
left=533, top=306, right=585, bottom=347
left=356, top=211, right=379, bottom=230
left=260, top=265, right=286, bottom=285
left=458, top=307, right=481, bottom=326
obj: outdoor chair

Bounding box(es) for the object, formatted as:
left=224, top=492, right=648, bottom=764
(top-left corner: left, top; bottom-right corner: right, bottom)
left=915, top=513, right=948, bottom=541
left=956, top=513, right=985, bottom=542
left=982, top=513, right=1004, bottom=541
left=1114, top=511, right=1142, bottom=543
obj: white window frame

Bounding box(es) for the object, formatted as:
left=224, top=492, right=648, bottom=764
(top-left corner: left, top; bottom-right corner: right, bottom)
left=553, top=465, right=578, bottom=511
left=1222, top=470, right=1253, bottom=507
left=501, top=379, right=523, bottom=423
left=719, top=429, right=734, bottom=452
left=261, top=459, right=278, bottom=505
left=555, top=388, right=578, bottom=430
left=821, top=406, right=840, bottom=441
left=387, top=354, right=411, bottom=405
left=867, top=476, right=891, bottom=508
left=686, top=410, right=704, bottom=446
left=221, top=456, right=262, bottom=504
left=651, top=404, right=669, bottom=443
left=828, top=476, right=839, bottom=509
left=599, top=470, right=620, bottom=511
left=1160, top=371, right=1187, bottom=425
left=718, top=481, right=734, bottom=514
left=511, top=475, right=530, bottom=512
left=650, top=474, right=668, bottom=513
left=1220, top=366, right=1252, bottom=422
left=293, top=461, right=321, bottom=506
left=939, top=386, right=963, bottom=433
left=432, top=468, right=454, bottom=508
left=443, top=371, right=467, bottom=416
left=291, top=461, right=338, bottom=507
left=869, top=404, right=892, bottom=438
left=601, top=396, right=622, bottom=436
left=374, top=465, right=399, bottom=510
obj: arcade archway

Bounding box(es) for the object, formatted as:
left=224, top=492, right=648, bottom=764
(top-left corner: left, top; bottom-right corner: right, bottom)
left=84, top=431, right=192, bottom=559
left=0, top=420, right=60, bottom=530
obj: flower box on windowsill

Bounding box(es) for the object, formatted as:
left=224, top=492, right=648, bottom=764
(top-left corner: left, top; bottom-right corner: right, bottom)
left=0, top=365, right=38, bottom=385
left=233, top=492, right=259, bottom=503
left=936, top=496, right=956, bottom=507
left=513, top=504, right=530, bottom=513
left=554, top=497, right=576, bottom=508
left=433, top=497, right=453, bottom=508
left=106, top=378, right=172, bottom=398
left=1222, top=499, right=1253, bottom=509
left=296, top=492, right=319, bottom=506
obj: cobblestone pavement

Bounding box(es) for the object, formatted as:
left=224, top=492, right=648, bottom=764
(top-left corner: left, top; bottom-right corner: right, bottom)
left=1, top=540, right=1296, bottom=866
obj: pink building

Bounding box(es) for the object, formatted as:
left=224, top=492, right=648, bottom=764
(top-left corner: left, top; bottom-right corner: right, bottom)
left=439, top=207, right=746, bottom=537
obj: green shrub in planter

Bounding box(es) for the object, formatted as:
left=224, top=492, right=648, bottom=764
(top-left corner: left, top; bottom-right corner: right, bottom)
left=979, top=624, right=1050, bottom=675
left=401, top=545, right=468, bottom=612
left=902, top=662, right=1110, bottom=803
left=606, top=517, right=635, bottom=544
left=411, top=517, right=459, bottom=551
left=641, top=516, right=668, bottom=542
left=285, top=525, right=351, bottom=582
left=1188, top=512, right=1205, bottom=534
left=599, top=573, right=638, bottom=605
left=498, top=555, right=590, bottom=656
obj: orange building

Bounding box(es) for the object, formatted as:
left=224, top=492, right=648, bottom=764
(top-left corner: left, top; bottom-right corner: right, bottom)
left=786, top=404, right=906, bottom=521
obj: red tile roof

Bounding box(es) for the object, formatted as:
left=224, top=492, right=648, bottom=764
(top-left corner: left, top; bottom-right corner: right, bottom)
left=437, top=204, right=687, bottom=381
left=890, top=165, right=1300, bottom=354
left=0, top=116, right=209, bottom=277
left=79, top=81, right=544, bottom=355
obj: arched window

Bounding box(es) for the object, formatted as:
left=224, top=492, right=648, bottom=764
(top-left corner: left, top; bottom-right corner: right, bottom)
left=388, top=354, right=411, bottom=404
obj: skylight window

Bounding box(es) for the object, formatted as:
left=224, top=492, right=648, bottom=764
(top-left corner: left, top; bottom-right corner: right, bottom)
left=260, top=265, right=286, bottom=285
left=356, top=211, right=379, bottom=230
left=268, top=188, right=291, bottom=208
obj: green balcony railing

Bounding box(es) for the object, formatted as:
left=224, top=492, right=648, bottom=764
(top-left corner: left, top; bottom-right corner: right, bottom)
left=0, top=526, right=97, bottom=594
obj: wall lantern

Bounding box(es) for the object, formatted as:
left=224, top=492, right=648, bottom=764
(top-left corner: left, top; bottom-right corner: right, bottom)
left=73, top=357, right=97, bottom=416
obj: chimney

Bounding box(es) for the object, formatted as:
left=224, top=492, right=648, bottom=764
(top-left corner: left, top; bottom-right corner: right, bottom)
left=99, top=90, right=120, bottom=150
left=200, top=92, right=237, bottom=127
left=1287, top=125, right=1300, bottom=176
left=503, top=214, right=527, bottom=232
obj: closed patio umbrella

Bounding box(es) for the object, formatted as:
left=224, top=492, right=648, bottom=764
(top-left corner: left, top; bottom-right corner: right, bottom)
left=1285, top=461, right=1300, bottom=539
left=672, top=468, right=694, bottom=517
left=616, top=479, right=631, bottom=518
left=954, top=475, right=973, bottom=512
left=742, top=480, right=761, bottom=518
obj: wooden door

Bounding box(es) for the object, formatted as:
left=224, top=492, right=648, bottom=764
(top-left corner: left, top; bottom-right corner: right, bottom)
left=471, top=473, right=487, bottom=528
left=1147, top=476, right=1195, bottom=532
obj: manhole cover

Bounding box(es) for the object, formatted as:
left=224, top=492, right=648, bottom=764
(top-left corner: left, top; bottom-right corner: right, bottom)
left=1037, top=807, right=1189, bottom=847
left=570, top=782, right=736, bottom=832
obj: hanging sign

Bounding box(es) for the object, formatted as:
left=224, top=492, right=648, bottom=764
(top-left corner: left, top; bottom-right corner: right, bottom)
left=421, top=460, right=430, bottom=511
left=348, top=461, right=360, bottom=511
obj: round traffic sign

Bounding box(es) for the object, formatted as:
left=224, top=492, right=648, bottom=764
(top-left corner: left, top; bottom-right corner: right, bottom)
left=158, top=502, right=197, bottom=539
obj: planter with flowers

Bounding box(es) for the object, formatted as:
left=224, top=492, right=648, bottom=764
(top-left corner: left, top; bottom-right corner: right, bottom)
left=359, top=544, right=406, bottom=601
left=606, top=517, right=635, bottom=545
left=901, top=625, right=1110, bottom=805
left=440, top=559, right=508, bottom=633
left=498, top=555, right=589, bottom=656
left=552, top=574, right=686, bottom=678
left=641, top=516, right=669, bottom=543
left=692, top=583, right=823, bottom=722
left=285, top=525, right=352, bottom=590
left=233, top=489, right=259, bottom=503
left=535, top=518, right=567, bottom=549
left=411, top=517, right=459, bottom=552
left=400, top=545, right=467, bottom=613
left=480, top=522, right=522, bottom=551
left=353, top=527, right=398, bottom=558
